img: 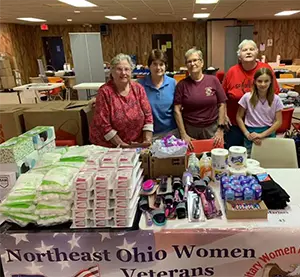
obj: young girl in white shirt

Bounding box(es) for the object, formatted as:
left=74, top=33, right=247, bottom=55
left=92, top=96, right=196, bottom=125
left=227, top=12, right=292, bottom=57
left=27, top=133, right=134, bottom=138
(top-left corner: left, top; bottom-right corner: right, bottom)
left=236, top=67, right=284, bottom=154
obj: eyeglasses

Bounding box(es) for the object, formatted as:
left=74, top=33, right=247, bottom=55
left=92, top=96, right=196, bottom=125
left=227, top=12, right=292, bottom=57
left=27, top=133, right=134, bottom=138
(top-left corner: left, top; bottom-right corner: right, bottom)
left=186, top=58, right=201, bottom=65
left=115, top=67, right=131, bottom=73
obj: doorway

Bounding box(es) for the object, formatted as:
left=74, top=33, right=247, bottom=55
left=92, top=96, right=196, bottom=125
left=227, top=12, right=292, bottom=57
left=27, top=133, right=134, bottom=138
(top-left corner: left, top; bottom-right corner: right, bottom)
left=42, top=36, right=66, bottom=71
left=152, top=34, right=174, bottom=71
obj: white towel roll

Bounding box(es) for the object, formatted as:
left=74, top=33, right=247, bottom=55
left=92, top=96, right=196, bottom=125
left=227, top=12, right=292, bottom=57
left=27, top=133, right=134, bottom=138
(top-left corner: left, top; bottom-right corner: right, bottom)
left=211, top=148, right=229, bottom=170
left=229, top=146, right=247, bottom=169
left=246, top=159, right=260, bottom=168
left=229, top=166, right=247, bottom=177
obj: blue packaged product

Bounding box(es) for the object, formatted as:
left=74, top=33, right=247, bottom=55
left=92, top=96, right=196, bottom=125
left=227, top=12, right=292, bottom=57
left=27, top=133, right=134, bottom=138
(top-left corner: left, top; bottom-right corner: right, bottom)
left=233, top=184, right=243, bottom=200
left=222, top=182, right=232, bottom=199
left=229, top=175, right=239, bottom=182
left=249, top=179, right=259, bottom=186
left=231, top=179, right=240, bottom=187
left=239, top=175, right=247, bottom=181
left=252, top=184, right=262, bottom=200
left=243, top=187, right=255, bottom=200
left=221, top=176, right=230, bottom=185
left=224, top=188, right=235, bottom=201
left=247, top=176, right=256, bottom=183
left=240, top=179, right=249, bottom=187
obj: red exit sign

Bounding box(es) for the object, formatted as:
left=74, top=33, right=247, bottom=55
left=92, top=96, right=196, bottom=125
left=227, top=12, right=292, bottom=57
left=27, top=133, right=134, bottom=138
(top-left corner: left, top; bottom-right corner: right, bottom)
left=40, top=24, right=49, bottom=31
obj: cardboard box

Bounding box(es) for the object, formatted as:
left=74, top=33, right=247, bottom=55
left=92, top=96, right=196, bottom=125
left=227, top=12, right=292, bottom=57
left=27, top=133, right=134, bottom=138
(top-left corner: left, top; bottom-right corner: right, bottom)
left=1, top=76, right=15, bottom=89
left=24, top=101, right=92, bottom=146
left=0, top=171, right=17, bottom=203
left=0, top=68, right=12, bottom=77
left=0, top=103, right=53, bottom=143
left=0, top=136, right=35, bottom=164
left=21, top=126, right=56, bottom=150
left=0, top=58, right=11, bottom=69
left=0, top=150, right=39, bottom=176
left=139, top=150, right=150, bottom=178
left=150, top=156, right=186, bottom=178
left=225, top=200, right=268, bottom=219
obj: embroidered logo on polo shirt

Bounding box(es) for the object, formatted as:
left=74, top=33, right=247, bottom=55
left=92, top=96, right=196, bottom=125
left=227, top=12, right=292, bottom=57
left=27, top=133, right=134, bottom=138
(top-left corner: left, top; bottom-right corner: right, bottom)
left=205, top=87, right=213, bottom=96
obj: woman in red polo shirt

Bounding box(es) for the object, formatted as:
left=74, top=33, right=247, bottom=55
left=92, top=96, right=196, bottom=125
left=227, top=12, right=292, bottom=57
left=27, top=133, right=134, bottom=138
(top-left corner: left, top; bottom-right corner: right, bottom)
left=223, top=39, right=280, bottom=149
left=174, top=48, right=227, bottom=150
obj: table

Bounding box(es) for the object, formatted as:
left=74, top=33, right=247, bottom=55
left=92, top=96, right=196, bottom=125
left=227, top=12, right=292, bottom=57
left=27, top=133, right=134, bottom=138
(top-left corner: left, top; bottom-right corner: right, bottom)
left=277, top=78, right=300, bottom=87
left=13, top=83, right=65, bottom=103
left=140, top=168, right=300, bottom=231
left=73, top=82, right=105, bottom=100
left=62, top=76, right=76, bottom=100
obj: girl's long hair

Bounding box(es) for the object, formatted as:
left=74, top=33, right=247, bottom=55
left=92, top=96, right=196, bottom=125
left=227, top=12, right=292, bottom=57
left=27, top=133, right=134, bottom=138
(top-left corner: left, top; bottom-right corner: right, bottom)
left=250, top=67, right=274, bottom=108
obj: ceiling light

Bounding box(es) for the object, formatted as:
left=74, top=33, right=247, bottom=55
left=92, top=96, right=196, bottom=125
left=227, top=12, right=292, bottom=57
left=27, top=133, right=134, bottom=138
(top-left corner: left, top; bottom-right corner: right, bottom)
left=132, top=17, right=137, bottom=20
left=67, top=19, right=72, bottom=21
left=193, top=13, right=210, bottom=18
left=105, top=15, right=127, bottom=20
left=74, top=10, right=81, bottom=13
left=182, top=18, right=187, bottom=20
left=196, top=0, right=219, bottom=3
left=201, top=8, right=207, bottom=10
left=17, top=17, right=46, bottom=22
left=58, top=0, right=97, bottom=7
left=275, top=10, right=300, bottom=16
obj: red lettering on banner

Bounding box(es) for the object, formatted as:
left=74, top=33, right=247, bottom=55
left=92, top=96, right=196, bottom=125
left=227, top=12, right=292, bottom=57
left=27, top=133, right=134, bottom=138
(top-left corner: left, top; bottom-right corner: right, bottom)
left=259, top=246, right=297, bottom=263
left=244, top=261, right=262, bottom=277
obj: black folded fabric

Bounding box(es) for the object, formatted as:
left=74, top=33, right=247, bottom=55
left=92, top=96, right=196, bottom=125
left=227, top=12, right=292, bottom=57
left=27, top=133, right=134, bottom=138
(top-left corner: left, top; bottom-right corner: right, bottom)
left=255, top=174, right=290, bottom=209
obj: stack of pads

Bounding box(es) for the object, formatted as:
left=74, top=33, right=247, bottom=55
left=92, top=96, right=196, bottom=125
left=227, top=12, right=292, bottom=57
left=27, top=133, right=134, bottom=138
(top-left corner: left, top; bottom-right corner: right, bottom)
left=72, top=149, right=142, bottom=228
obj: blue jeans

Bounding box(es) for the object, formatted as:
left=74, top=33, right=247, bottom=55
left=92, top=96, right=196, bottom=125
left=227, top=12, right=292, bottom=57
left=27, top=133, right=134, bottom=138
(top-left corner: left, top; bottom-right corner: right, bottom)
left=224, top=125, right=244, bottom=149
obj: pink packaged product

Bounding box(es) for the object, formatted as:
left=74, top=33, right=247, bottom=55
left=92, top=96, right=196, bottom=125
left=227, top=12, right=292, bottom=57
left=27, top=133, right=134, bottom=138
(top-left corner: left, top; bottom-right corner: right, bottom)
left=86, top=152, right=105, bottom=166
left=73, top=209, right=87, bottom=218
left=80, top=165, right=99, bottom=172
left=74, top=200, right=89, bottom=209
left=101, top=152, right=122, bottom=166
left=75, top=190, right=92, bottom=201
left=73, top=218, right=86, bottom=227
left=116, top=169, right=132, bottom=188
left=75, top=172, right=95, bottom=190
left=119, top=151, right=137, bottom=167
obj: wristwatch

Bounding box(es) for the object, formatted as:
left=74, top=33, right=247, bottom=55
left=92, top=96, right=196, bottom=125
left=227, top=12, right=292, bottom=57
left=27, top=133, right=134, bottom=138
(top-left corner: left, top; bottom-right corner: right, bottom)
left=217, top=124, right=225, bottom=130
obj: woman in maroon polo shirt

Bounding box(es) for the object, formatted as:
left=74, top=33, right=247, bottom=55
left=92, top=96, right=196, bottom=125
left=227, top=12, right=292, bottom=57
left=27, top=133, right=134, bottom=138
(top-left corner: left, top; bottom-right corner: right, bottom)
left=174, top=48, right=227, bottom=150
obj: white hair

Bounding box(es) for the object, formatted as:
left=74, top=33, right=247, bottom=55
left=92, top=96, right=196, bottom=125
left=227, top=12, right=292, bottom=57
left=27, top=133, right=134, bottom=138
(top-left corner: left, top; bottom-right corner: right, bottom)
left=185, top=48, right=203, bottom=62
left=110, top=53, right=134, bottom=72
left=237, top=39, right=258, bottom=57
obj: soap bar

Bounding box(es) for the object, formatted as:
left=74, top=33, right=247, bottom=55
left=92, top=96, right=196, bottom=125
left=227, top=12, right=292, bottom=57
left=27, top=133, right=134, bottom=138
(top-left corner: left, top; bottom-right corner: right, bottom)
left=0, top=136, right=35, bottom=163
left=21, top=126, right=55, bottom=150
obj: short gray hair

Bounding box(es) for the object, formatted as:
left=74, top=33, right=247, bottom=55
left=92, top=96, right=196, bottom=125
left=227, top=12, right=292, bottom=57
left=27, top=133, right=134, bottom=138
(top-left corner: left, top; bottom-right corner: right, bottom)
left=185, top=48, right=203, bottom=62
left=110, top=53, right=134, bottom=71
left=237, top=40, right=258, bottom=56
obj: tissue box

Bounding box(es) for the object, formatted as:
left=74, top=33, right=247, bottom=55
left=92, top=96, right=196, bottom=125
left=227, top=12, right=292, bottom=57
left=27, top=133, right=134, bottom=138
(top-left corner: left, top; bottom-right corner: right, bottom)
left=21, top=126, right=55, bottom=150
left=37, top=140, right=56, bottom=155
left=0, top=150, right=39, bottom=176
left=0, top=136, right=35, bottom=163
left=0, top=171, right=17, bottom=202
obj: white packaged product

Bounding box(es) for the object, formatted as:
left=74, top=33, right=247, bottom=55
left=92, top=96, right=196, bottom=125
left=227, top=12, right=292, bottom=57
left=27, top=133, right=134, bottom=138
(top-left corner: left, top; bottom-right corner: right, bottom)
left=246, top=159, right=260, bottom=168
left=229, top=167, right=247, bottom=176
left=229, top=146, right=247, bottom=169
left=211, top=148, right=228, bottom=170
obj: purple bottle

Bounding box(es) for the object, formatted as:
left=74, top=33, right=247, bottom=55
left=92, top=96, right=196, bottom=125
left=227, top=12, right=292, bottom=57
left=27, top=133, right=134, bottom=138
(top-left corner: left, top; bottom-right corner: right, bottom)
left=249, top=179, right=259, bottom=186
left=252, top=184, right=262, bottom=200
left=231, top=179, right=240, bottom=187
left=221, top=176, right=230, bottom=185
left=247, top=176, right=257, bottom=183
left=224, top=188, right=235, bottom=201
left=233, top=184, right=244, bottom=200
left=229, top=175, right=239, bottom=182
left=240, top=179, right=249, bottom=187
left=239, top=175, right=247, bottom=182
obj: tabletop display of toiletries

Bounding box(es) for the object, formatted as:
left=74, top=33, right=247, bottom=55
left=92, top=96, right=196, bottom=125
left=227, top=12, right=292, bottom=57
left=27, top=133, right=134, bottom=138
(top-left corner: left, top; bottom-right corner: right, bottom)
left=0, top=136, right=142, bottom=229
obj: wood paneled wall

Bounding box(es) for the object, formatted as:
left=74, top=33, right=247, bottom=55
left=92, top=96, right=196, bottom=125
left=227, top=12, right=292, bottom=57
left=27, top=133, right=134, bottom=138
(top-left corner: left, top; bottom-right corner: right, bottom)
left=249, top=19, right=300, bottom=62
left=1, top=19, right=299, bottom=84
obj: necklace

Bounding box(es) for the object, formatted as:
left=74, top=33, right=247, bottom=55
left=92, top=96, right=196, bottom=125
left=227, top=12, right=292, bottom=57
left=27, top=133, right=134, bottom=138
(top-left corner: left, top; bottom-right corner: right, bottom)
left=259, top=98, right=267, bottom=105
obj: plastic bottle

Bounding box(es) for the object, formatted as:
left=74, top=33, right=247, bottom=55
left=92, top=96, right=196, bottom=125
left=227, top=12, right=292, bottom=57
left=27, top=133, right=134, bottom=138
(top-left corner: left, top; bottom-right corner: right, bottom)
left=199, top=152, right=212, bottom=179
left=188, top=153, right=200, bottom=175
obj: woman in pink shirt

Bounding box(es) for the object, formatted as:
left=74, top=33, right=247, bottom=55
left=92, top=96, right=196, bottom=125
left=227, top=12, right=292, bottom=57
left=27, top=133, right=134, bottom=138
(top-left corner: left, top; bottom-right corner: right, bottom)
left=90, top=54, right=153, bottom=147
left=236, top=67, right=284, bottom=154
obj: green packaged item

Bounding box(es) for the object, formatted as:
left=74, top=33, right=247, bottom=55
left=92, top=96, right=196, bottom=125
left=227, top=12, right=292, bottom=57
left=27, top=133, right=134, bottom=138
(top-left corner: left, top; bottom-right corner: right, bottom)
left=37, top=140, right=56, bottom=155
left=0, top=136, right=35, bottom=164
left=21, top=126, right=56, bottom=150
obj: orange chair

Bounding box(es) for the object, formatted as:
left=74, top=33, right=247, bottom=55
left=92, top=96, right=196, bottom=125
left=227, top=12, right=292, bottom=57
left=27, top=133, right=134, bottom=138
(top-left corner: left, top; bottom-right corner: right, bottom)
left=277, top=108, right=294, bottom=134
left=279, top=73, right=295, bottom=90
left=187, top=139, right=224, bottom=155
left=47, top=76, right=65, bottom=100
left=174, top=74, right=186, bottom=83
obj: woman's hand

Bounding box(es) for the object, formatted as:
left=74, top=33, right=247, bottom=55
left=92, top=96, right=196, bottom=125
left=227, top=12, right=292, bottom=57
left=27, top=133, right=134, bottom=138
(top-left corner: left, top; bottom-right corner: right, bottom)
left=88, top=97, right=96, bottom=108
left=225, top=115, right=232, bottom=129
left=181, top=134, right=195, bottom=151
left=250, top=132, right=263, bottom=140
left=213, top=129, right=224, bottom=147
left=253, top=138, right=262, bottom=145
